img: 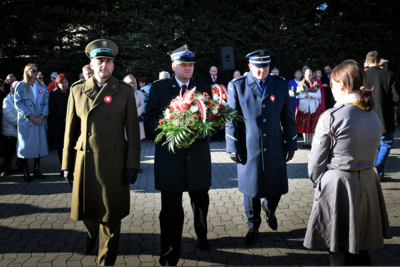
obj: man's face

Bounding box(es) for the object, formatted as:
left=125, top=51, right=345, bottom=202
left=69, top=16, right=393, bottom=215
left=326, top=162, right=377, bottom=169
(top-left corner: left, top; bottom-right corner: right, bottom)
left=83, top=69, right=94, bottom=80
left=8, top=76, right=16, bottom=83
left=294, top=71, right=302, bottom=80
left=233, top=71, right=240, bottom=79
left=90, top=58, right=114, bottom=79
left=271, top=69, right=279, bottom=76
left=249, top=63, right=269, bottom=80
left=324, top=66, right=332, bottom=75
left=173, top=62, right=194, bottom=81
left=305, top=69, right=313, bottom=82
left=209, top=67, right=218, bottom=77
left=50, top=73, right=58, bottom=83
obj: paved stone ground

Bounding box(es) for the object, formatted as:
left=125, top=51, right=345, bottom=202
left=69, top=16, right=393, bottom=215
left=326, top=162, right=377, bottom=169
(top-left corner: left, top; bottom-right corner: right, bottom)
left=0, top=128, right=399, bottom=266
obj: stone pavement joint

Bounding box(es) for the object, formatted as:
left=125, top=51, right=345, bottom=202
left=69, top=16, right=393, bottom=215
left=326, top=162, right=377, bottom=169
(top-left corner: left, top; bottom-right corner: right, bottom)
left=0, top=128, right=400, bottom=266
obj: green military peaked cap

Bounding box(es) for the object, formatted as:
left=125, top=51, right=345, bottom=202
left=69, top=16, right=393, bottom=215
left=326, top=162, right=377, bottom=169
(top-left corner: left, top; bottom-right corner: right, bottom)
left=85, top=39, right=118, bottom=59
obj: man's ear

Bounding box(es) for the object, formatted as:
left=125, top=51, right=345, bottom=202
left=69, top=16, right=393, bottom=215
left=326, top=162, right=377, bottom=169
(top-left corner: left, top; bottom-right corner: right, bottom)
left=172, top=63, right=176, bottom=72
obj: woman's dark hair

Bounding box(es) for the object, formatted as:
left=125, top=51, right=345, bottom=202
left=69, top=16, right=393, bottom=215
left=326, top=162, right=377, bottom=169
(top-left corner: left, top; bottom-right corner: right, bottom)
left=330, top=59, right=374, bottom=111
left=55, top=74, right=68, bottom=89
left=138, top=77, right=149, bottom=85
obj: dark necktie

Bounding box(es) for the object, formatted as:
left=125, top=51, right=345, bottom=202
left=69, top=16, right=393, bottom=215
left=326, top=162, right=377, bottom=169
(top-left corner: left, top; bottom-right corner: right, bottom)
left=181, top=84, right=187, bottom=92
left=213, top=77, right=216, bottom=83
left=259, top=80, right=264, bottom=93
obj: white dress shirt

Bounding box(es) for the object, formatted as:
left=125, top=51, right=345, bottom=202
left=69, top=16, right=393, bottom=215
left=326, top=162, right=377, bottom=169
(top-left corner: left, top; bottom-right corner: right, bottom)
left=175, top=77, right=189, bottom=89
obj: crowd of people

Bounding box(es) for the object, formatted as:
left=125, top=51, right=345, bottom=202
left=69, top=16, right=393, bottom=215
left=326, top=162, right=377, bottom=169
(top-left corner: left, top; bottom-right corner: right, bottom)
left=0, top=39, right=399, bottom=266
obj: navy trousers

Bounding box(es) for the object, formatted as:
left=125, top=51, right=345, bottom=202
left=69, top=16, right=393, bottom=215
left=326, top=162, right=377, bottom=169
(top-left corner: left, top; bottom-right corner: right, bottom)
left=243, top=194, right=281, bottom=229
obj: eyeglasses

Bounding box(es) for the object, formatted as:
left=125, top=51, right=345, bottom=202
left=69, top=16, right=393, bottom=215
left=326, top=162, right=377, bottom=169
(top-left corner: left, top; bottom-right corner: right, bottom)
left=51, top=76, right=57, bottom=79
left=28, top=69, right=38, bottom=73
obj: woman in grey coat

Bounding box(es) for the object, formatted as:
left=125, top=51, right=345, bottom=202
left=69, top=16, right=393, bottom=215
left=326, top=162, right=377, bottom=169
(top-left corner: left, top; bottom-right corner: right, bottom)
left=14, top=63, right=49, bottom=182
left=304, top=60, right=392, bottom=265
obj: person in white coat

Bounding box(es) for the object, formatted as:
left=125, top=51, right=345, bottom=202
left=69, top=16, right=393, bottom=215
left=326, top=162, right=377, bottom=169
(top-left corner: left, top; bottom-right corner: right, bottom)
left=123, top=74, right=145, bottom=173
left=123, top=74, right=145, bottom=140
left=14, top=63, right=49, bottom=182
left=1, top=81, right=22, bottom=176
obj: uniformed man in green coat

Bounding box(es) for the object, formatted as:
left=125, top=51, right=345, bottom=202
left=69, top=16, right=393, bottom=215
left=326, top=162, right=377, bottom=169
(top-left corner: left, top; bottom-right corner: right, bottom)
left=62, top=39, right=141, bottom=266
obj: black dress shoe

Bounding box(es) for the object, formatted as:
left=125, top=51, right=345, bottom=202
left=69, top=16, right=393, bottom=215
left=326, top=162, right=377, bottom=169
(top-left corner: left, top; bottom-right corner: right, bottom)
left=262, top=204, right=278, bottom=231
left=85, top=235, right=97, bottom=254
left=245, top=228, right=259, bottom=245
left=197, top=238, right=210, bottom=250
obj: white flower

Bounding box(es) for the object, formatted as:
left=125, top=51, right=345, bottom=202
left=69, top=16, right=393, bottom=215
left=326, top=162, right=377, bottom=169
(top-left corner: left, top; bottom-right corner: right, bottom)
left=213, top=94, right=219, bottom=100
left=164, top=109, right=170, bottom=117
left=173, top=120, right=179, bottom=126
left=183, top=100, right=191, bottom=104
left=190, top=105, right=199, bottom=112
left=212, top=108, right=218, bottom=115
left=289, top=90, right=294, bottom=97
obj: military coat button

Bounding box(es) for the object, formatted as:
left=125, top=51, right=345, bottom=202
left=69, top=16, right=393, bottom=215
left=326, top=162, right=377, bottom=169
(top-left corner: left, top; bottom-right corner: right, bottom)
left=188, top=156, right=191, bottom=159
left=106, top=133, right=110, bottom=137
left=105, top=151, right=109, bottom=154
left=263, top=119, right=266, bottom=122
left=262, top=105, right=265, bottom=108
left=263, top=134, right=266, bottom=137
left=87, top=150, right=90, bottom=153
left=263, top=148, right=266, bottom=152
left=88, top=133, right=91, bottom=136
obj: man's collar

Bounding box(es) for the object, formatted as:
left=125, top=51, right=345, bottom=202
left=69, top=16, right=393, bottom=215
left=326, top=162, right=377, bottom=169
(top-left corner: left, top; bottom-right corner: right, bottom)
left=94, top=77, right=110, bottom=87
left=175, top=76, right=189, bottom=88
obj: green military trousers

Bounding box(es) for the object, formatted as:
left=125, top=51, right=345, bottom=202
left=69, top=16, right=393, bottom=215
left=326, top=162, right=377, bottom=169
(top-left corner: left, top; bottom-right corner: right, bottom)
left=83, top=219, right=121, bottom=266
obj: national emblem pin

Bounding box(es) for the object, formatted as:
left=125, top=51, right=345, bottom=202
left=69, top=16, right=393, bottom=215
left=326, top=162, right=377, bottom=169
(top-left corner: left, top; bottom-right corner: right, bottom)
left=270, top=95, right=275, bottom=102
left=104, top=96, right=113, bottom=104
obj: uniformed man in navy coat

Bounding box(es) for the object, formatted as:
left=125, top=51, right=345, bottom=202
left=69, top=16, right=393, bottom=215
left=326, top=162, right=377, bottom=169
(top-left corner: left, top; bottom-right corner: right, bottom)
left=226, top=50, right=297, bottom=245
left=144, top=45, right=212, bottom=265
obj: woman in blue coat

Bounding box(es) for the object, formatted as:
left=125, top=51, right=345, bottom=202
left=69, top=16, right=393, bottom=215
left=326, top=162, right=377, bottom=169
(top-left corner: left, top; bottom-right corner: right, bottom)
left=14, top=63, right=49, bottom=182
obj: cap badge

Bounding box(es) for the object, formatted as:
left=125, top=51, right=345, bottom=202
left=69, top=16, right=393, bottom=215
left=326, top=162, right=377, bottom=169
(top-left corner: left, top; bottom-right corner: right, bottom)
left=270, top=95, right=275, bottom=102
left=102, top=41, right=107, bottom=47
left=104, top=96, right=112, bottom=104
left=260, top=51, right=264, bottom=55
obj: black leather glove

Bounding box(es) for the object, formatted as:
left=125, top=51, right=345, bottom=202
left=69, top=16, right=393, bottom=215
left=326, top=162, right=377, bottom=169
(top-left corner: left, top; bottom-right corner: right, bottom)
left=125, top=168, right=139, bottom=185
left=64, top=170, right=73, bottom=187
left=285, top=150, right=295, bottom=162
left=229, top=152, right=242, bottom=164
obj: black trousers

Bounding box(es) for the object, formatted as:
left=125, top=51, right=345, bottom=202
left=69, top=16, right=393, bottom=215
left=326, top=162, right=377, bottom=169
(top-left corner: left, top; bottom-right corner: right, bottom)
left=159, top=188, right=209, bottom=266
left=329, top=247, right=372, bottom=266
left=56, top=134, right=64, bottom=164
left=2, top=136, right=18, bottom=164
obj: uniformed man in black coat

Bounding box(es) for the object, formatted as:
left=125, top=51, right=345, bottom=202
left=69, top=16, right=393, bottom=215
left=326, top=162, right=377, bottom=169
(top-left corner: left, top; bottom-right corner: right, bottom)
left=226, top=50, right=297, bottom=245
left=365, top=51, right=400, bottom=180
left=145, top=44, right=212, bottom=266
